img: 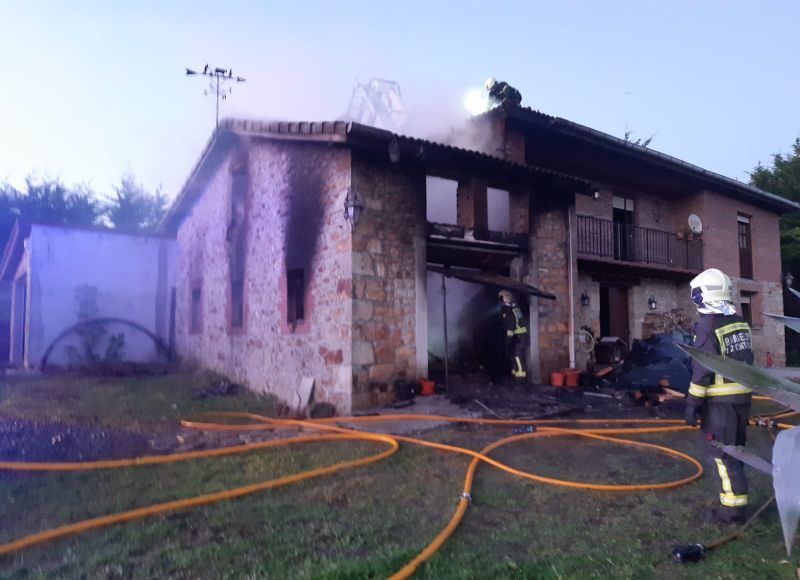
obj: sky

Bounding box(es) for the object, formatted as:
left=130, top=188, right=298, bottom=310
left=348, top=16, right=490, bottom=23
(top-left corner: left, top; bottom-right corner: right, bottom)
left=0, top=0, right=798, bottom=200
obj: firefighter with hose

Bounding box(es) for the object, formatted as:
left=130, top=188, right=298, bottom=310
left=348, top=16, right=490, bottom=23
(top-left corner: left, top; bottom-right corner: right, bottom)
left=499, top=289, right=529, bottom=379
left=685, top=268, right=754, bottom=524
left=485, top=77, right=522, bottom=108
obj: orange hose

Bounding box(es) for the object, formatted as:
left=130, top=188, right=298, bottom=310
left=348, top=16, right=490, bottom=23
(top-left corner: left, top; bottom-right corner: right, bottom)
left=0, top=431, right=398, bottom=557
left=0, top=413, right=706, bottom=576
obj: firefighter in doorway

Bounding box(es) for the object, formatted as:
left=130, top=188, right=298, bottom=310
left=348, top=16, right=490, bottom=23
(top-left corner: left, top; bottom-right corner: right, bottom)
left=684, top=268, right=754, bottom=524
left=499, top=290, right=529, bottom=379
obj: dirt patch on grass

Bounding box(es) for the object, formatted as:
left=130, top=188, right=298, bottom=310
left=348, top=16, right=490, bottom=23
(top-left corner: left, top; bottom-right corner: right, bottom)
left=0, top=417, right=150, bottom=468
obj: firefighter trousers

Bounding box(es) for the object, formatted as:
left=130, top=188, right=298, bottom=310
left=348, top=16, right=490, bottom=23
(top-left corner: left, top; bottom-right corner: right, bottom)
left=508, top=336, right=529, bottom=377
left=701, top=401, right=751, bottom=511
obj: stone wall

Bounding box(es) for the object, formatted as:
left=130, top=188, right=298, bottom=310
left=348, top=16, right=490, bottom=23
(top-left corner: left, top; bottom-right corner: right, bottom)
left=175, top=140, right=355, bottom=412
left=630, top=279, right=689, bottom=340
left=350, top=156, right=425, bottom=409
left=573, top=272, right=600, bottom=370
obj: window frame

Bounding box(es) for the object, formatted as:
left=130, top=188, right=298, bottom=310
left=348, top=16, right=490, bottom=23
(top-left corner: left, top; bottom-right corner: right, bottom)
left=287, top=268, right=306, bottom=327
left=189, top=279, right=203, bottom=335
left=738, top=214, right=753, bottom=279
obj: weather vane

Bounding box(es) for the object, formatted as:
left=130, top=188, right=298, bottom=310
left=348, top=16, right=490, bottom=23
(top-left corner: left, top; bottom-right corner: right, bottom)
left=185, top=64, right=246, bottom=129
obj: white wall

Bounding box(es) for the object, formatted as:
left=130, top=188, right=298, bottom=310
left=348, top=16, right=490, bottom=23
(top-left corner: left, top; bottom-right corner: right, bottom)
left=26, top=226, right=176, bottom=367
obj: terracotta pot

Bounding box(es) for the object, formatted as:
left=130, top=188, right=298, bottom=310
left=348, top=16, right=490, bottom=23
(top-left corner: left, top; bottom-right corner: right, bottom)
left=550, top=372, right=566, bottom=387
left=564, top=370, right=581, bottom=388
left=419, top=379, right=436, bottom=396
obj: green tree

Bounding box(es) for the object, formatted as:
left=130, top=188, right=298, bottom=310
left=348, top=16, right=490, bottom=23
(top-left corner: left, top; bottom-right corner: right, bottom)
left=750, top=138, right=800, bottom=363
left=0, top=176, right=101, bottom=249
left=104, top=173, right=167, bottom=232
left=749, top=138, right=800, bottom=273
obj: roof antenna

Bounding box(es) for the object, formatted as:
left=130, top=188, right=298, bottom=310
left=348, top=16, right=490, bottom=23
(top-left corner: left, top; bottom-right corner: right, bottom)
left=185, top=64, right=247, bottom=129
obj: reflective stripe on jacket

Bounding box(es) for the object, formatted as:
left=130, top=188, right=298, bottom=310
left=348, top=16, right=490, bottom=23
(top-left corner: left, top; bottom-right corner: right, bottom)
left=501, top=303, right=529, bottom=336
left=689, top=315, right=754, bottom=401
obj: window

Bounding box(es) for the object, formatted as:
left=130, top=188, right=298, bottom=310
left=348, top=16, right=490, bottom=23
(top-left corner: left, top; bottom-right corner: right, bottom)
left=287, top=268, right=305, bottom=325
left=228, top=160, right=248, bottom=331
left=190, top=283, right=202, bottom=334
left=740, top=291, right=759, bottom=328
left=487, top=187, right=510, bottom=232
left=740, top=299, right=752, bottom=327
left=425, top=176, right=458, bottom=225
left=738, top=214, right=753, bottom=279
left=612, top=195, right=635, bottom=261
left=230, top=236, right=246, bottom=330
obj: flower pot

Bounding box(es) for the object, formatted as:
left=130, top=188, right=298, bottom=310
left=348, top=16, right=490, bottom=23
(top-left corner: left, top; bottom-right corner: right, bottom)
left=419, top=379, right=436, bottom=396
left=550, top=372, right=566, bottom=387
left=564, top=369, right=581, bottom=388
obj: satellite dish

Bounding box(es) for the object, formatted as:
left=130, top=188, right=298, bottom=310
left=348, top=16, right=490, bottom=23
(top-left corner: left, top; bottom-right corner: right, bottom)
left=688, top=214, right=703, bottom=234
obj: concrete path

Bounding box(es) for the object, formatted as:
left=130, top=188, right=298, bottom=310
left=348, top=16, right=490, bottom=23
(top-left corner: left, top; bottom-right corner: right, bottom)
left=342, top=395, right=477, bottom=435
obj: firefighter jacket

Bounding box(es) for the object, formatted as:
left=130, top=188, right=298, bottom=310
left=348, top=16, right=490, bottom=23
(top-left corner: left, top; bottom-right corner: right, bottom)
left=688, top=313, right=754, bottom=405
left=501, top=303, right=529, bottom=340
left=489, top=82, right=522, bottom=107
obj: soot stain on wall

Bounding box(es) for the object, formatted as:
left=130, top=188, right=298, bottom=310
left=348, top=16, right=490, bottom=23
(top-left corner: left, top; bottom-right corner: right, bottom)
left=283, top=146, right=326, bottom=278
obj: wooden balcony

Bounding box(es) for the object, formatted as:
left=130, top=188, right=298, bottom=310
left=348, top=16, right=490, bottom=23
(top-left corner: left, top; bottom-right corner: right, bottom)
left=576, top=215, right=703, bottom=277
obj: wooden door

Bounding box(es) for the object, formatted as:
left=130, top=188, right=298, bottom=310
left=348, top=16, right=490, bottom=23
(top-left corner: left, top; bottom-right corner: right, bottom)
left=608, top=286, right=629, bottom=344
left=600, top=284, right=630, bottom=344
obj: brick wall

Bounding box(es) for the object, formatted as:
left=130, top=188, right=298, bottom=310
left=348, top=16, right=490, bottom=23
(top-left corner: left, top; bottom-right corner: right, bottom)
left=534, top=206, right=573, bottom=376
left=575, top=187, right=613, bottom=220
left=699, top=190, right=781, bottom=283
left=632, top=192, right=669, bottom=230
left=697, top=190, right=784, bottom=364
left=175, top=140, right=355, bottom=412
left=350, top=156, right=425, bottom=409
left=575, top=187, right=677, bottom=233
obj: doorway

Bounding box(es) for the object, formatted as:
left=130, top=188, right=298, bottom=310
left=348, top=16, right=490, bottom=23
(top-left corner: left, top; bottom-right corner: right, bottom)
left=612, top=195, right=635, bottom=261
left=599, top=284, right=629, bottom=345
left=426, top=271, right=513, bottom=383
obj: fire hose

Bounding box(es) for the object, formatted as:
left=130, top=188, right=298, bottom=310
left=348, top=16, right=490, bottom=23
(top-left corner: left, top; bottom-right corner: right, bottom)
left=0, top=411, right=792, bottom=577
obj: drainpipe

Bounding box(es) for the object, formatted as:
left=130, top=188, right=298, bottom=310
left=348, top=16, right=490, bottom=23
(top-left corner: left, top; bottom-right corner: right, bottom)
left=441, top=273, right=449, bottom=388
left=567, top=203, right=576, bottom=369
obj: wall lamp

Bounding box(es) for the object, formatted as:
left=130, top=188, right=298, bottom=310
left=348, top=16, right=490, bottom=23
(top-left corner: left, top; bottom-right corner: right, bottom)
left=785, top=271, right=794, bottom=288
left=343, top=186, right=364, bottom=232
left=648, top=295, right=657, bottom=310
left=580, top=292, right=590, bottom=307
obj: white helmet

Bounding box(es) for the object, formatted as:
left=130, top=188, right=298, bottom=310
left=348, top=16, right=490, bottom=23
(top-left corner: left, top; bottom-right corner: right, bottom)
left=498, top=289, right=514, bottom=303
left=690, top=268, right=732, bottom=306
left=485, top=77, right=497, bottom=91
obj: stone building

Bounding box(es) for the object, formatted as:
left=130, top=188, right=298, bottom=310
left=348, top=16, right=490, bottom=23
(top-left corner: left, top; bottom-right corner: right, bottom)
left=160, top=119, right=590, bottom=412
left=162, top=110, right=796, bottom=412
left=459, top=106, right=799, bottom=369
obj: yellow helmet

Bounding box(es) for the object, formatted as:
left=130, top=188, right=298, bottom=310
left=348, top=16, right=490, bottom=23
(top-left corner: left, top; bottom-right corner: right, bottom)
left=690, top=268, right=733, bottom=305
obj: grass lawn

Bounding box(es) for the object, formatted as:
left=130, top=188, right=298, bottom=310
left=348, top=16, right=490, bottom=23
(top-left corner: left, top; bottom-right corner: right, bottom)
left=1, top=373, right=799, bottom=579
left=0, top=371, right=278, bottom=432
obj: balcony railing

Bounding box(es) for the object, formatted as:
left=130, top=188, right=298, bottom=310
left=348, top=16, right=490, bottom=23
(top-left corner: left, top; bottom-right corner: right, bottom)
left=577, top=215, right=703, bottom=271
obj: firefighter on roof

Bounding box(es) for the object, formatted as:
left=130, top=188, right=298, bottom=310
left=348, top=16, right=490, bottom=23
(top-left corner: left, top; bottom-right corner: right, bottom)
left=485, top=77, right=522, bottom=109
left=499, top=290, right=529, bottom=379
left=685, top=268, right=754, bottom=524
